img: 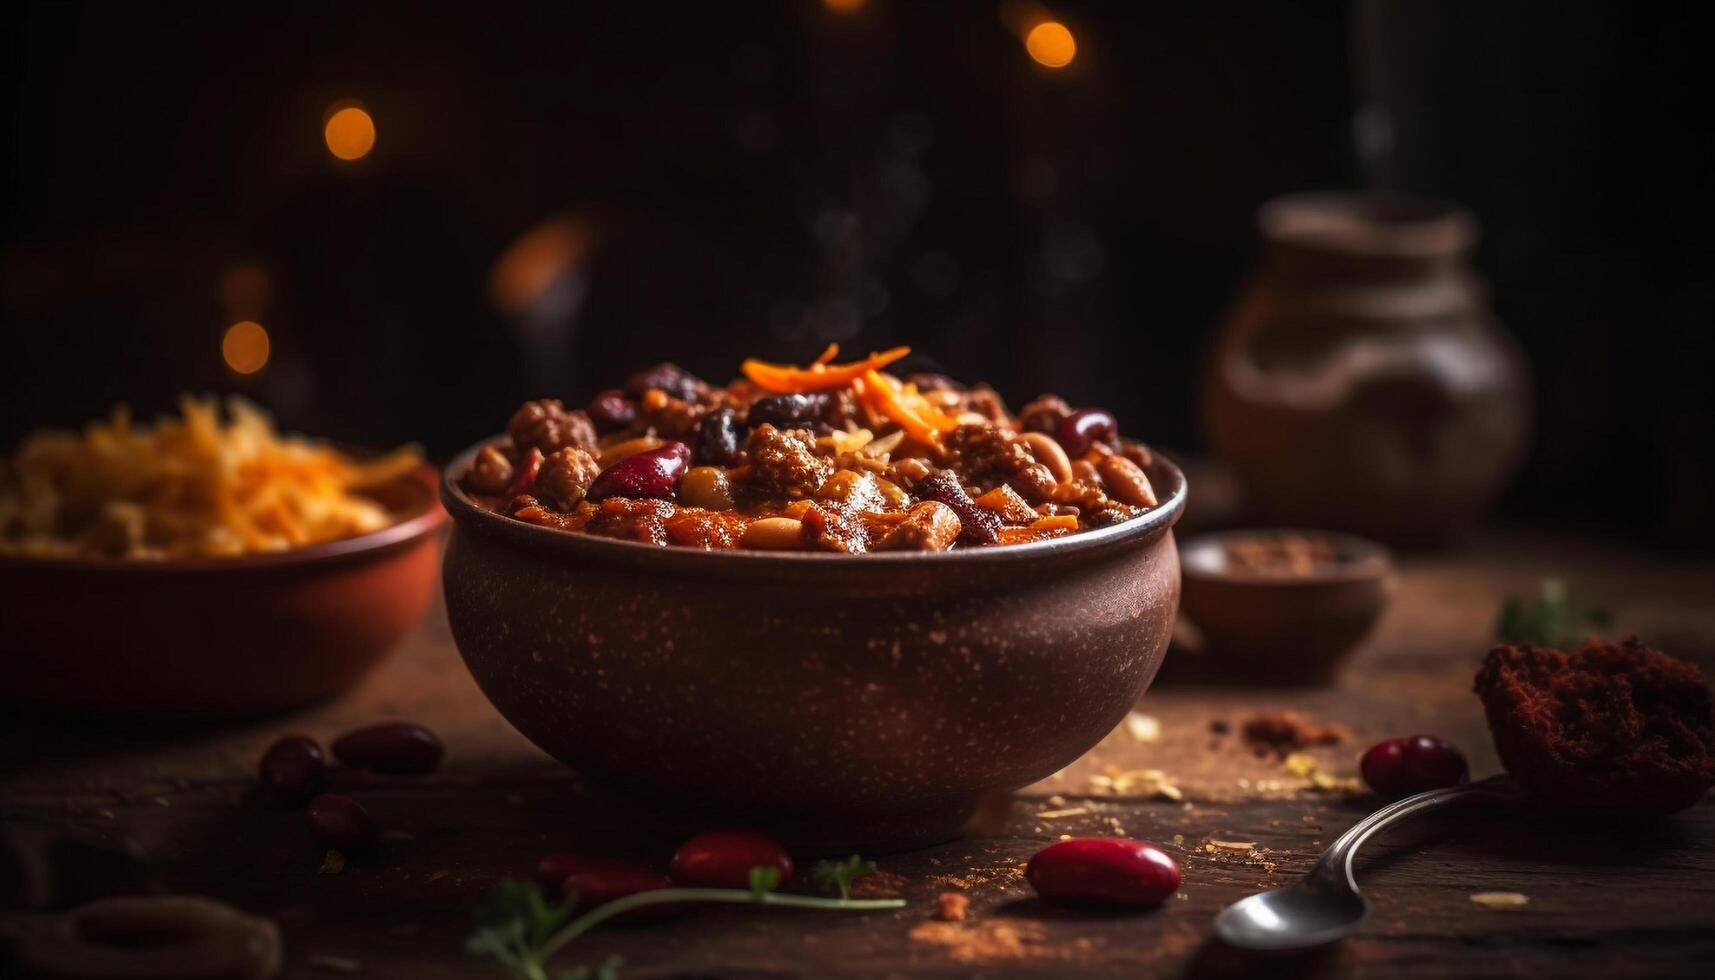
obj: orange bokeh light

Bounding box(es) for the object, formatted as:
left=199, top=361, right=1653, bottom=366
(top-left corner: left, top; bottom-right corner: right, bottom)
left=323, top=105, right=376, bottom=161
left=1025, top=21, right=1077, bottom=68
left=823, top=0, right=864, bottom=11
left=222, top=321, right=271, bottom=375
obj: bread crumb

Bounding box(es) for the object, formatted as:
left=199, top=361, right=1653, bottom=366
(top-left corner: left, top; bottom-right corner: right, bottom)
left=1470, top=891, right=1530, bottom=909
left=1124, top=711, right=1161, bottom=742
left=934, top=892, right=970, bottom=922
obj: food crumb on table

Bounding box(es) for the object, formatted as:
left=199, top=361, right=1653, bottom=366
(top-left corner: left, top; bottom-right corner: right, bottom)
left=934, top=892, right=970, bottom=922
left=1471, top=891, right=1531, bottom=909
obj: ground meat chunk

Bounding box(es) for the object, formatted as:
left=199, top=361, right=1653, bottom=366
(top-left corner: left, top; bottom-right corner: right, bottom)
left=877, top=500, right=961, bottom=552
left=802, top=504, right=867, bottom=554
left=507, top=399, right=598, bottom=455
left=534, top=446, right=601, bottom=510
left=638, top=389, right=710, bottom=439
left=585, top=497, right=674, bottom=546
left=738, top=424, right=834, bottom=502
left=1052, top=478, right=1137, bottom=526
left=962, top=384, right=1009, bottom=422
left=463, top=445, right=516, bottom=494
left=1017, top=394, right=1072, bottom=434
left=944, top=424, right=1056, bottom=501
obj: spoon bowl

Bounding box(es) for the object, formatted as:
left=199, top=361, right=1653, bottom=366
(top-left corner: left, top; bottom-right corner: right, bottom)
left=1213, top=776, right=1517, bottom=952
left=1214, top=878, right=1369, bottom=952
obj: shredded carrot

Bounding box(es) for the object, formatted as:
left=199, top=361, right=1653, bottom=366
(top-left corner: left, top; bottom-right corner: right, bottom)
left=741, top=346, right=911, bottom=394
left=902, top=382, right=961, bottom=430
left=1029, top=514, right=1080, bottom=532
left=810, top=343, right=840, bottom=367
left=859, top=370, right=943, bottom=445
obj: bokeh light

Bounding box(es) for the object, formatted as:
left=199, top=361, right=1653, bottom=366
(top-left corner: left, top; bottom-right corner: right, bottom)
left=1025, top=21, right=1077, bottom=68
left=323, top=105, right=376, bottom=161
left=222, top=321, right=271, bottom=374
left=823, top=0, right=864, bottom=11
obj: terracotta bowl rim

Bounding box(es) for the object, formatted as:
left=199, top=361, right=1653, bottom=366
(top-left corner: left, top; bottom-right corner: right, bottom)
left=0, top=461, right=447, bottom=575
left=1180, top=527, right=1393, bottom=587
left=441, top=436, right=1187, bottom=567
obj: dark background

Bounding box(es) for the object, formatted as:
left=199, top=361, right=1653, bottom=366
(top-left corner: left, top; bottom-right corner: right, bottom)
left=5, top=1, right=1711, bottom=546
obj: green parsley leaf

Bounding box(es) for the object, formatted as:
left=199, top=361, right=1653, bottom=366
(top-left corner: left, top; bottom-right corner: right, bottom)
left=811, top=855, right=879, bottom=901
left=748, top=865, right=781, bottom=900
left=1495, top=579, right=1613, bottom=649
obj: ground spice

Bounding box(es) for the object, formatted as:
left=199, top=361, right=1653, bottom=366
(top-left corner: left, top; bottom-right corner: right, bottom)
left=1241, top=710, right=1350, bottom=756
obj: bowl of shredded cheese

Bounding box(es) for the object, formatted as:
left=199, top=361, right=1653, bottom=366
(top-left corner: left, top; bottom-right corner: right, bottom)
left=0, top=398, right=445, bottom=717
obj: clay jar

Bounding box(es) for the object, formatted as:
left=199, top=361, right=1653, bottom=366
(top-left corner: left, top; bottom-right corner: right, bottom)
left=1203, top=193, right=1530, bottom=546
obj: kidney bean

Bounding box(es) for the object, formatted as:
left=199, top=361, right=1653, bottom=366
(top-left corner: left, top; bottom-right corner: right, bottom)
left=1026, top=837, right=1180, bottom=907
left=695, top=407, right=745, bottom=466
left=505, top=447, right=544, bottom=497
left=914, top=471, right=1001, bottom=545
left=258, top=735, right=325, bottom=805
left=1361, top=735, right=1469, bottom=797
left=306, top=794, right=377, bottom=851
left=563, top=867, right=677, bottom=921
left=1056, top=408, right=1119, bottom=458
left=586, top=389, right=637, bottom=434
left=669, top=830, right=793, bottom=889
left=747, top=392, right=832, bottom=430
left=586, top=441, right=692, bottom=502
left=625, top=363, right=706, bottom=402
left=330, top=722, right=443, bottom=776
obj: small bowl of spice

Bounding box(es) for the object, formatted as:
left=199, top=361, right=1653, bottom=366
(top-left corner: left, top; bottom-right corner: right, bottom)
left=1178, top=529, right=1393, bottom=683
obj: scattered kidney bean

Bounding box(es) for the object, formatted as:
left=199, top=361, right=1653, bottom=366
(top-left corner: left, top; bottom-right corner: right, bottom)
left=625, top=363, right=706, bottom=402
left=586, top=390, right=637, bottom=434
left=505, top=448, right=544, bottom=497
left=586, top=441, right=692, bottom=502
left=258, top=735, right=324, bottom=805
left=1361, top=735, right=1469, bottom=796
left=306, top=794, right=377, bottom=851
left=1026, top=838, right=1180, bottom=907
left=562, top=867, right=676, bottom=920
left=747, top=392, right=832, bottom=430
left=331, top=722, right=444, bottom=776
left=694, top=408, right=745, bottom=466
left=669, top=830, right=793, bottom=889
left=1056, top=408, right=1119, bottom=458
left=914, top=471, right=1001, bottom=545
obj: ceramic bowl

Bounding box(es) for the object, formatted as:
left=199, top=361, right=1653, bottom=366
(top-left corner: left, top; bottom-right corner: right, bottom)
left=0, top=465, right=446, bottom=719
left=1177, top=529, right=1393, bottom=684
left=441, top=440, right=1187, bottom=852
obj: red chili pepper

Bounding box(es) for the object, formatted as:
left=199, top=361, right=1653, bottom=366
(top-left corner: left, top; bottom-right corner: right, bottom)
left=506, top=447, right=544, bottom=497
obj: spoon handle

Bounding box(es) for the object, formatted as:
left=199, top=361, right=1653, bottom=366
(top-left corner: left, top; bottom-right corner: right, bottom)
left=1308, top=775, right=1516, bottom=893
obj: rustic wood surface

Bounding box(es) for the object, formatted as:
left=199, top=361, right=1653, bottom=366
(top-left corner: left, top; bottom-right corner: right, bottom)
left=4, top=528, right=1714, bottom=979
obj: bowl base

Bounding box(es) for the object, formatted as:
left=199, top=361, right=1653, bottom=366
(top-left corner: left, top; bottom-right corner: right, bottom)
left=611, top=788, right=977, bottom=856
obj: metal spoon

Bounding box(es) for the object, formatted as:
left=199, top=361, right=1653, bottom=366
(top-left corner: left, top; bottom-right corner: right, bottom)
left=1213, top=775, right=1518, bottom=952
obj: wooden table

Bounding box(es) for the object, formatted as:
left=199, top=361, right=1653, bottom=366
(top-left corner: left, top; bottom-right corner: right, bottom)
left=4, top=529, right=1713, bottom=978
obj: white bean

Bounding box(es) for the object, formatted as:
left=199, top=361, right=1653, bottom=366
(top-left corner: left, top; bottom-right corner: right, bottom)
left=742, top=517, right=806, bottom=550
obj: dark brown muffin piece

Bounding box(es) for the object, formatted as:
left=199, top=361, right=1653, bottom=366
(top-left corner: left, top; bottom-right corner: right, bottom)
left=1475, top=638, right=1715, bottom=819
